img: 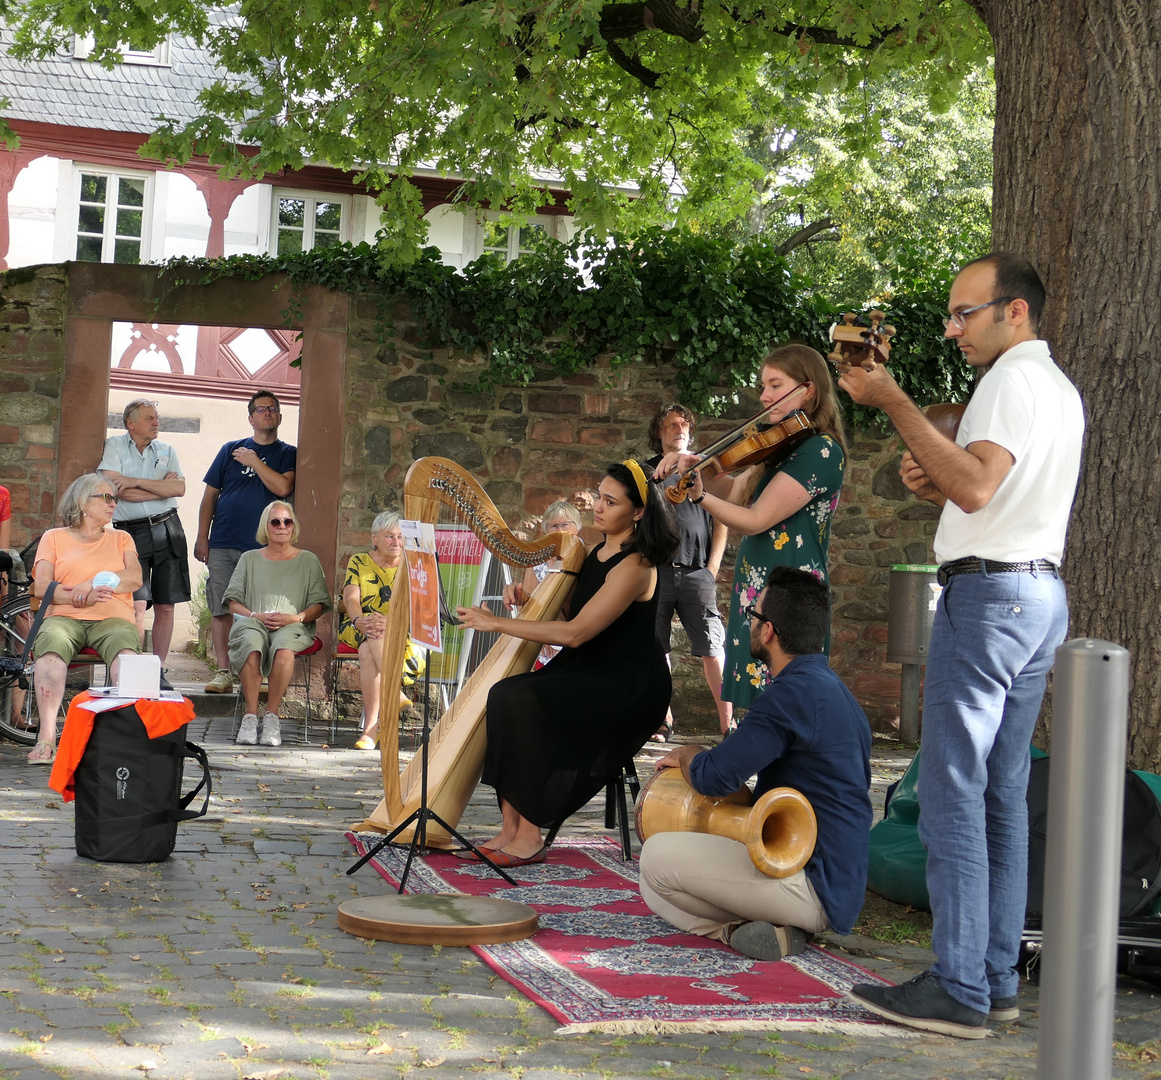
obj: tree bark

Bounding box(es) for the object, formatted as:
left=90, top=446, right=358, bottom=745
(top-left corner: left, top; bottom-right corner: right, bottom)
left=969, top=0, right=1161, bottom=768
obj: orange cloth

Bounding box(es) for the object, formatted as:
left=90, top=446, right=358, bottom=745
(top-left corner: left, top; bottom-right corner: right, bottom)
left=35, top=528, right=137, bottom=623
left=49, top=691, right=196, bottom=802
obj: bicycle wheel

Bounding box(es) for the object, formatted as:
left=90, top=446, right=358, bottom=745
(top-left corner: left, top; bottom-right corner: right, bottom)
left=0, top=597, right=42, bottom=746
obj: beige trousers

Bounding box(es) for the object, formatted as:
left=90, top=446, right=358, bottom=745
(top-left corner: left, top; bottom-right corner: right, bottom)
left=639, top=831, right=829, bottom=943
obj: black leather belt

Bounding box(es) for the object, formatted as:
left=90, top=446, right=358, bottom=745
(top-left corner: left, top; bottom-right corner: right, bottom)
left=937, top=557, right=1058, bottom=587
left=116, top=508, right=178, bottom=531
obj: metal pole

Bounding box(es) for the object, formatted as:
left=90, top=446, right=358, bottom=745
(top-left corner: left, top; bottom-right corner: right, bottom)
left=898, top=663, right=922, bottom=743
left=1037, top=638, right=1130, bottom=1080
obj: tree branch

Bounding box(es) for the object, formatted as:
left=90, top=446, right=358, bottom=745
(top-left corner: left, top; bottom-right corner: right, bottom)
left=775, top=216, right=837, bottom=255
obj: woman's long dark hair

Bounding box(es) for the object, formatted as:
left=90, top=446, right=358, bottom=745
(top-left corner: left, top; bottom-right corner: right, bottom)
left=605, top=461, right=679, bottom=567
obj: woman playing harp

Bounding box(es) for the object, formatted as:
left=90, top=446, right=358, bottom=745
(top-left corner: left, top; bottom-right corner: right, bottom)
left=455, top=460, right=679, bottom=867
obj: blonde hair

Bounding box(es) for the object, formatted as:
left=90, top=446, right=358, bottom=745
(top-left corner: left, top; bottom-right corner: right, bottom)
left=738, top=345, right=848, bottom=508
left=256, top=501, right=300, bottom=545
left=760, top=343, right=847, bottom=454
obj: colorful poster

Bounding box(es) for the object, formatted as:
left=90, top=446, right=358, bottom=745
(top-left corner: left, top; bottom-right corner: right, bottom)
left=402, top=521, right=441, bottom=653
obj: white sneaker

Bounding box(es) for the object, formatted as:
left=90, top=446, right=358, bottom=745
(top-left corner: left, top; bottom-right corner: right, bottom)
left=259, top=712, right=281, bottom=747
left=237, top=713, right=259, bottom=745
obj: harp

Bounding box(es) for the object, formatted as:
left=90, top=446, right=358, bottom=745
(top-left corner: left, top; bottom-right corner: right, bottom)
left=354, top=458, right=586, bottom=846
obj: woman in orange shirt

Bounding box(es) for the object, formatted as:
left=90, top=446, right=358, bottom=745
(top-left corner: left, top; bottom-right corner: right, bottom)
left=29, top=473, right=142, bottom=764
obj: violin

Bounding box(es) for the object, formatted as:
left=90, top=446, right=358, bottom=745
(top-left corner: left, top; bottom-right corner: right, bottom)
left=828, top=310, right=895, bottom=374
left=663, top=383, right=815, bottom=505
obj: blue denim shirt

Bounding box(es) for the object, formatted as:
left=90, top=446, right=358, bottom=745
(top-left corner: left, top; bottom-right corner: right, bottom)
left=688, top=653, right=872, bottom=934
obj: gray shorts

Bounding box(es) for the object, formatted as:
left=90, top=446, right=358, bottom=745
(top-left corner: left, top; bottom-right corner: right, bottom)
left=206, top=547, right=244, bottom=617
left=655, top=564, right=726, bottom=658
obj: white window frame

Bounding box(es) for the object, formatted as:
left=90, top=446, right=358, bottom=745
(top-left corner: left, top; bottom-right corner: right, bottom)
left=73, top=33, right=172, bottom=66
left=465, top=211, right=558, bottom=264
left=69, top=166, right=154, bottom=265
left=269, top=190, right=350, bottom=255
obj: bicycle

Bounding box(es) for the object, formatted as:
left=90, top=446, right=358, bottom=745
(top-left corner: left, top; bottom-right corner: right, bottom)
left=0, top=538, right=42, bottom=745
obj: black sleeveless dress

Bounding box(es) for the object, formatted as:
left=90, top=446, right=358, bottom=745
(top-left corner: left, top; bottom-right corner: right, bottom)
left=481, top=543, right=671, bottom=829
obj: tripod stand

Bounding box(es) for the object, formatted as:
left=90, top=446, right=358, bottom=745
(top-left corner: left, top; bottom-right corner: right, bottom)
left=346, top=639, right=518, bottom=891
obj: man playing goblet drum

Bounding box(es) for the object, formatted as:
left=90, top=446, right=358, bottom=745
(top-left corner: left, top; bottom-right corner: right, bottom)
left=639, top=567, right=872, bottom=961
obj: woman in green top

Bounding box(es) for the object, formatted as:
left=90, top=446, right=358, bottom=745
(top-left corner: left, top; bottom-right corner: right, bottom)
left=339, top=511, right=425, bottom=750
left=657, top=344, right=847, bottom=712
left=224, top=501, right=330, bottom=747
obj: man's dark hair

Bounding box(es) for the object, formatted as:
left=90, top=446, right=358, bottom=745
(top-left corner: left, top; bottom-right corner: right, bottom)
left=647, top=403, right=695, bottom=454
left=759, top=567, right=830, bottom=656
left=248, top=389, right=282, bottom=415
left=963, top=252, right=1046, bottom=331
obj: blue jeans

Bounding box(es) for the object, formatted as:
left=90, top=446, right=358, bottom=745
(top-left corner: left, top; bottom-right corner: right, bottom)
left=918, top=566, right=1069, bottom=1013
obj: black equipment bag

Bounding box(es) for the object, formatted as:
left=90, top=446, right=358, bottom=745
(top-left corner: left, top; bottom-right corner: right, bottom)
left=1026, top=756, right=1161, bottom=919
left=73, top=703, right=211, bottom=863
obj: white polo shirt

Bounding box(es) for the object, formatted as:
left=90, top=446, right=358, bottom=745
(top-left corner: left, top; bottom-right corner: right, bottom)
left=99, top=433, right=184, bottom=523
left=934, top=338, right=1084, bottom=567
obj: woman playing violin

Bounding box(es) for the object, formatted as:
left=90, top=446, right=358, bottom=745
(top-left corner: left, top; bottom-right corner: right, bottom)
left=656, top=344, right=846, bottom=711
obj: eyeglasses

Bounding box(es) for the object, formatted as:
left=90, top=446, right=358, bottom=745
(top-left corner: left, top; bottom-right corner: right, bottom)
left=943, top=297, right=1014, bottom=330
left=543, top=520, right=579, bottom=532
left=251, top=404, right=280, bottom=415
left=741, top=603, right=777, bottom=635
left=268, top=517, right=294, bottom=527
left=91, top=493, right=118, bottom=505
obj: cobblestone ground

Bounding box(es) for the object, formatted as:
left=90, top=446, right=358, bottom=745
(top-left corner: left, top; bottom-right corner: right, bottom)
left=2, top=708, right=1161, bottom=1080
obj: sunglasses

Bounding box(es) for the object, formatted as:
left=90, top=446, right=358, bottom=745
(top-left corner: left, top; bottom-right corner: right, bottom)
left=91, top=493, right=118, bottom=505
left=269, top=517, right=294, bottom=527
left=251, top=404, right=280, bottom=415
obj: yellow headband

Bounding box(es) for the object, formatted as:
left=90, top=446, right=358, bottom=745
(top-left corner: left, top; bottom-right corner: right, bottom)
left=621, top=459, right=649, bottom=506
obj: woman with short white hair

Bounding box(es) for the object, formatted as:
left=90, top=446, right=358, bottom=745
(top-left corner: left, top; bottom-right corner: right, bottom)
left=223, top=501, right=330, bottom=747
left=339, top=510, right=425, bottom=750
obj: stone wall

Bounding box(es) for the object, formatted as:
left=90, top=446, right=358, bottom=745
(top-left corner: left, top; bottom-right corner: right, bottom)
left=337, top=294, right=935, bottom=735
left=0, top=264, right=66, bottom=552
left=0, top=263, right=936, bottom=735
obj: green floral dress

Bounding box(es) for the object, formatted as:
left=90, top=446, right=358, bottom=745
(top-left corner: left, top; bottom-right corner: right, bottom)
left=722, top=433, right=845, bottom=709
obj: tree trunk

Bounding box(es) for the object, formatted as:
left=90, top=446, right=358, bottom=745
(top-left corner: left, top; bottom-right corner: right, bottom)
left=970, top=0, right=1161, bottom=768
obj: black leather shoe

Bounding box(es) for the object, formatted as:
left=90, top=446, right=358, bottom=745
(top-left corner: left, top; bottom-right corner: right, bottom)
left=159, top=670, right=174, bottom=692
left=849, top=970, right=987, bottom=1039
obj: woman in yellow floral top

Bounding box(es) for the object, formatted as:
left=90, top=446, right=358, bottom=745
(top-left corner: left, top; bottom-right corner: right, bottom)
left=340, top=511, right=426, bottom=749
left=657, top=344, right=846, bottom=711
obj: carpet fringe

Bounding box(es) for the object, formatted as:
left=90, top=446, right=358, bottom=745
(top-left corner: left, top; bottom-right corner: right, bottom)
left=555, top=1018, right=920, bottom=1037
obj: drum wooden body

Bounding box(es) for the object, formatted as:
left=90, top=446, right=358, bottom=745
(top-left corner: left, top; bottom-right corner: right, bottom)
left=355, top=458, right=586, bottom=847
left=338, top=893, right=538, bottom=945
left=634, top=768, right=817, bottom=879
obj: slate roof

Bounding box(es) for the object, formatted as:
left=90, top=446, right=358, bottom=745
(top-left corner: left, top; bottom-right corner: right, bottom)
left=0, top=19, right=233, bottom=134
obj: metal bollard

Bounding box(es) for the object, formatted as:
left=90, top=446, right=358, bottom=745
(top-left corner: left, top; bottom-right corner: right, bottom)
left=1037, top=638, right=1130, bottom=1080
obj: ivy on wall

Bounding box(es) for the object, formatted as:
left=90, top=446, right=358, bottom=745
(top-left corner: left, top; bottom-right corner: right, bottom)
left=161, top=229, right=973, bottom=427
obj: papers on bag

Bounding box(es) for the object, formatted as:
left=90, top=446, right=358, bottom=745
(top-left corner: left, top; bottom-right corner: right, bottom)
left=80, top=686, right=185, bottom=712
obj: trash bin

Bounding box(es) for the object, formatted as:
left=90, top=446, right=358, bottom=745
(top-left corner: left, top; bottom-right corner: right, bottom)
left=887, top=564, right=941, bottom=741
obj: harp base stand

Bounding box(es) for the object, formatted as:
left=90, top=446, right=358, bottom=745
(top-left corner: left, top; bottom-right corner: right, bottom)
left=346, top=661, right=518, bottom=890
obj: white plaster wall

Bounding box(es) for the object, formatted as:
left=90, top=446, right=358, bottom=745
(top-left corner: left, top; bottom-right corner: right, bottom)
left=160, top=171, right=210, bottom=260
left=7, top=155, right=61, bottom=267
left=221, top=184, right=266, bottom=256
left=105, top=386, right=301, bottom=652
left=425, top=204, right=467, bottom=269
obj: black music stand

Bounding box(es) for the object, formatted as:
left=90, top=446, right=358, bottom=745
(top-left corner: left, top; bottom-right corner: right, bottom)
left=347, top=561, right=518, bottom=891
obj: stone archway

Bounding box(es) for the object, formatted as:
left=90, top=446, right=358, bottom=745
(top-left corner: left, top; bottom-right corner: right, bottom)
left=60, top=263, right=347, bottom=641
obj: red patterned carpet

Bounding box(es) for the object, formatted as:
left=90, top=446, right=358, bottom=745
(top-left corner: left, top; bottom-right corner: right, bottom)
left=346, top=833, right=908, bottom=1035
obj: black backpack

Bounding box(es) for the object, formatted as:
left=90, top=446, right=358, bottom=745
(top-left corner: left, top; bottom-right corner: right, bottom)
left=73, top=703, right=211, bottom=863
left=1026, top=756, right=1161, bottom=919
